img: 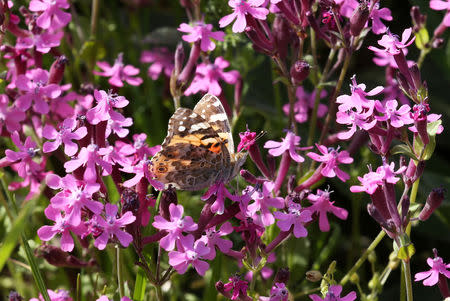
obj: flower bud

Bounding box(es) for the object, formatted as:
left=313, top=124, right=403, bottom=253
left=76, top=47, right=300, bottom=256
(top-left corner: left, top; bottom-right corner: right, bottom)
left=234, top=77, right=243, bottom=115
left=35, top=245, right=93, bottom=268
left=160, top=186, right=178, bottom=220
left=274, top=267, right=290, bottom=284
left=173, top=42, right=185, bottom=77
left=414, top=117, right=429, bottom=145
left=290, top=60, right=310, bottom=85
left=432, top=37, right=444, bottom=48
left=400, top=195, right=410, bottom=224
left=408, top=63, right=423, bottom=92
left=272, top=14, right=290, bottom=59
left=350, top=1, right=369, bottom=36
left=305, top=270, right=322, bottom=282
left=240, top=169, right=265, bottom=184
left=410, top=6, right=426, bottom=32
left=9, top=291, right=23, bottom=301
left=419, top=187, right=446, bottom=221
left=48, top=55, right=68, bottom=84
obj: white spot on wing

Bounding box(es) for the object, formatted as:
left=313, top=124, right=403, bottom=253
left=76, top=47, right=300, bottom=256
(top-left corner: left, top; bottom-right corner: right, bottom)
left=212, top=101, right=221, bottom=107
left=178, top=126, right=186, bottom=131
left=179, top=121, right=183, bottom=125
left=189, top=122, right=209, bottom=132
left=209, top=113, right=228, bottom=122
left=189, top=113, right=198, bottom=118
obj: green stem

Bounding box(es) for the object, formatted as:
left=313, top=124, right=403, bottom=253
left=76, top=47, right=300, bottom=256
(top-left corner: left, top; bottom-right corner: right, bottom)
left=155, top=285, right=163, bottom=301
left=402, top=260, right=414, bottom=301
left=117, top=246, right=124, bottom=299
left=90, top=0, right=100, bottom=38
left=340, top=230, right=386, bottom=285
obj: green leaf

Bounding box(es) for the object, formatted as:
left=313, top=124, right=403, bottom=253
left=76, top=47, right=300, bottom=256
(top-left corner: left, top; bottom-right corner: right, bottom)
left=414, top=28, right=430, bottom=50
left=397, top=243, right=416, bottom=261
left=391, top=144, right=417, bottom=160
left=133, top=269, right=147, bottom=301
left=413, top=132, right=436, bottom=161
left=0, top=198, right=33, bottom=272
left=427, top=120, right=442, bottom=136
left=80, top=40, right=106, bottom=67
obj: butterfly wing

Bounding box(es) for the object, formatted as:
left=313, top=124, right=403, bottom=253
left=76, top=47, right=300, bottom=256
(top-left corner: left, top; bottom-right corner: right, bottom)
left=193, top=94, right=235, bottom=156
left=150, top=107, right=230, bottom=191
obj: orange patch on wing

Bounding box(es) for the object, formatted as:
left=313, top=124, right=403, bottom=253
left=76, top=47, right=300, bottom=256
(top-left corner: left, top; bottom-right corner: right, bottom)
left=208, top=143, right=222, bottom=154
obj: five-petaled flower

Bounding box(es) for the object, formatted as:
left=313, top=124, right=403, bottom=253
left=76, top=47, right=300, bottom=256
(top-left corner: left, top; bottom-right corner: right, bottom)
left=368, top=28, right=416, bottom=56
left=306, top=189, right=348, bottom=232
left=415, top=249, right=450, bottom=286
left=274, top=200, right=312, bottom=237
left=94, top=53, right=143, bottom=88
left=29, top=0, right=71, bottom=29
left=168, top=234, right=210, bottom=276
left=309, top=285, right=357, bottom=301
left=43, top=118, right=87, bottom=156
left=219, top=0, right=269, bottom=33
left=307, top=145, right=354, bottom=182
left=178, top=21, right=225, bottom=52
left=264, top=131, right=306, bottom=162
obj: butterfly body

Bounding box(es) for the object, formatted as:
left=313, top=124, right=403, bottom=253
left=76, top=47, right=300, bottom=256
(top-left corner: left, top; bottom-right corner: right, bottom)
left=150, top=94, right=246, bottom=191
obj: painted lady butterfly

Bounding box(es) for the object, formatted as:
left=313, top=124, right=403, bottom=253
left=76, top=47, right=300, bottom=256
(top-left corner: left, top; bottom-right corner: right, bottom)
left=150, top=94, right=247, bottom=191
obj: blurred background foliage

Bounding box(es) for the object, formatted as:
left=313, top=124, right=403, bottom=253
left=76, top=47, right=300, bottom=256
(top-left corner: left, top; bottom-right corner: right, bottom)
left=0, top=0, right=449, bottom=300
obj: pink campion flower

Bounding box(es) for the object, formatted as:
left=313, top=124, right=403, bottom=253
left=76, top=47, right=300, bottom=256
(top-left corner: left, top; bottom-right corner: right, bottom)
left=9, top=159, right=48, bottom=200
left=29, top=0, right=71, bottom=29
left=120, top=157, right=164, bottom=190
left=184, top=57, right=240, bottom=96
left=350, top=169, right=384, bottom=194
left=283, top=87, right=328, bottom=123
left=309, top=285, right=357, bottom=301
left=46, top=173, right=103, bottom=226
left=415, top=250, right=450, bottom=286
left=259, top=283, right=289, bottom=301
left=369, top=3, right=393, bottom=35
left=5, top=132, right=40, bottom=178
left=16, top=30, right=64, bottom=53
left=105, top=116, right=133, bottom=138
left=37, top=206, right=87, bottom=252
left=15, top=68, right=62, bottom=114
left=168, top=234, right=210, bottom=276
left=336, top=105, right=377, bottom=140
left=178, top=21, right=225, bottom=52
left=223, top=275, right=249, bottom=300
left=94, top=203, right=136, bottom=250
left=42, top=118, right=87, bottom=156
left=274, top=200, right=312, bottom=237
left=64, top=143, right=113, bottom=183
left=132, top=133, right=161, bottom=162
left=374, top=99, right=413, bottom=128
left=0, top=94, right=25, bottom=133
left=219, top=0, right=269, bottom=33
left=86, top=90, right=129, bottom=125
left=368, top=28, right=416, bottom=56
left=377, top=161, right=406, bottom=184
left=30, top=289, right=72, bottom=301
left=94, top=53, right=143, bottom=87
left=140, top=48, right=174, bottom=80
left=335, top=0, right=359, bottom=18
left=307, top=145, right=354, bottom=182
left=96, top=296, right=132, bottom=301
left=199, top=222, right=233, bottom=260
left=201, top=182, right=238, bottom=215
left=408, top=113, right=444, bottom=135
left=306, top=189, right=348, bottom=232
left=430, top=1, right=450, bottom=26
left=337, top=76, right=383, bottom=112
left=237, top=128, right=258, bottom=152
left=372, top=48, right=414, bottom=69
left=264, top=131, right=305, bottom=162
left=152, top=203, right=198, bottom=251
left=247, top=182, right=285, bottom=226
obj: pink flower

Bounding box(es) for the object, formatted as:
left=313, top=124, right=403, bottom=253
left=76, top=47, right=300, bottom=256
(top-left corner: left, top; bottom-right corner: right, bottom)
left=374, top=99, right=413, bottom=128
left=247, top=182, right=285, bottom=226
left=306, top=189, right=348, bottom=232
left=372, top=48, right=413, bottom=68
left=309, top=285, right=356, bottom=301
left=94, top=203, right=136, bottom=250
left=264, top=131, right=305, bottom=162
left=237, top=129, right=257, bottom=152
left=336, top=76, right=382, bottom=112
left=223, top=275, right=249, bottom=300
left=307, top=145, right=353, bottom=182
left=431, top=0, right=450, bottom=26
left=335, top=0, right=358, bottom=18
left=415, top=251, right=450, bottom=286
left=336, top=105, right=377, bottom=140
left=201, top=182, right=238, bottom=215
left=260, top=283, right=289, bottom=301
left=140, top=48, right=174, bottom=80
left=178, top=21, right=225, bottom=52
left=184, top=56, right=240, bottom=96
left=105, top=115, right=133, bottom=138
left=120, top=157, right=164, bottom=190
left=219, top=0, right=269, bottom=33
left=377, top=161, right=406, bottom=184
left=368, top=28, right=416, bottom=56
left=5, top=132, right=40, bottom=178
left=30, top=289, right=72, bottom=301
left=370, top=3, right=393, bottom=35
left=29, top=0, right=71, bottom=29
left=15, top=68, right=62, bottom=114
left=16, top=30, right=64, bottom=53
left=350, top=168, right=384, bottom=195
left=94, top=53, right=143, bottom=87
left=274, top=200, right=312, bottom=238
left=0, top=94, right=25, bottom=133
left=46, top=173, right=103, bottom=226
left=64, top=143, right=113, bottom=183
left=43, top=118, right=87, bottom=156
left=168, top=234, right=210, bottom=276
left=132, top=133, right=161, bottom=162
left=283, top=87, right=328, bottom=124
left=198, top=222, right=233, bottom=260
left=86, top=90, right=129, bottom=125
left=152, top=203, right=198, bottom=251
left=37, top=206, right=87, bottom=252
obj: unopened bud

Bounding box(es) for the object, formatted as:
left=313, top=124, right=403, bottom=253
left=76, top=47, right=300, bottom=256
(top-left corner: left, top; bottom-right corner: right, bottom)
left=274, top=267, right=290, bottom=284
left=414, top=118, right=429, bottom=145
left=419, top=187, right=446, bottom=221
left=401, top=195, right=410, bottom=224
left=410, top=6, right=426, bottom=32
left=48, top=55, right=68, bottom=84
left=350, top=1, right=370, bottom=36
left=368, top=250, right=377, bottom=264
left=240, top=169, right=262, bottom=185
left=290, top=60, right=310, bottom=85
left=272, top=14, right=291, bottom=59
left=409, top=63, right=423, bottom=92
left=173, top=42, right=184, bottom=77
left=234, top=77, right=243, bottom=115
left=432, top=37, right=444, bottom=48
left=160, top=186, right=178, bottom=220
left=350, top=272, right=360, bottom=284
left=305, top=270, right=322, bottom=282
